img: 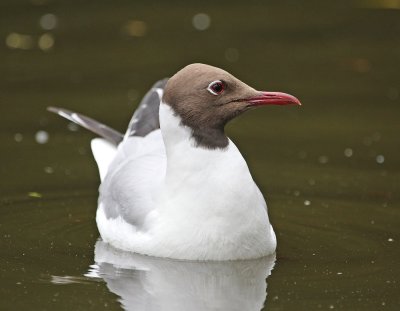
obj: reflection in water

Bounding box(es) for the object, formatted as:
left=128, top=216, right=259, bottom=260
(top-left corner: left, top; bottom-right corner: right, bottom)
left=86, top=240, right=276, bottom=311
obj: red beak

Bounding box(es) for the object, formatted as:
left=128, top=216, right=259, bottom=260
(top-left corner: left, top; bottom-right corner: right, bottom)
left=247, top=91, right=301, bottom=106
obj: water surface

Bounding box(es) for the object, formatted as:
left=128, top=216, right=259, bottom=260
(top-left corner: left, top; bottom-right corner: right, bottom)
left=1, top=0, right=399, bottom=310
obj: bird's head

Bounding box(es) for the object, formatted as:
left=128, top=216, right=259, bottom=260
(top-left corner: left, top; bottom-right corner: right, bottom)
left=162, top=63, right=301, bottom=149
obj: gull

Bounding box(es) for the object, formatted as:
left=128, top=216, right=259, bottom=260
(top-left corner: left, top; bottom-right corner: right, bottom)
left=48, top=63, right=301, bottom=260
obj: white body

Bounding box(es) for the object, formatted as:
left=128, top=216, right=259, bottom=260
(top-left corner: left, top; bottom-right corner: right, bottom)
left=92, top=103, right=276, bottom=260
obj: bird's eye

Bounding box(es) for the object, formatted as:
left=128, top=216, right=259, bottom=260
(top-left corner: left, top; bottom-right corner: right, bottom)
left=207, top=80, right=225, bottom=95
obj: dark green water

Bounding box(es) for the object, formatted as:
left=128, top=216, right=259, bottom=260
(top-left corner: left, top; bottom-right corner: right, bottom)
left=1, top=0, right=399, bottom=310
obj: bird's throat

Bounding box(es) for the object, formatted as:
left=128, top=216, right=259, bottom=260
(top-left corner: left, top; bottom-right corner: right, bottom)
left=160, top=102, right=229, bottom=150
left=190, top=126, right=229, bottom=149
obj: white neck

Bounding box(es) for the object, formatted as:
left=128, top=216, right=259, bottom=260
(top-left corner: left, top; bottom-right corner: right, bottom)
left=159, top=102, right=197, bottom=155
left=159, top=103, right=232, bottom=179
left=152, top=103, right=275, bottom=259
left=158, top=102, right=259, bottom=208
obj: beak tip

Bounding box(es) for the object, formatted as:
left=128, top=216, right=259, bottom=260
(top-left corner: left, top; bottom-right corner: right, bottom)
left=289, top=95, right=301, bottom=106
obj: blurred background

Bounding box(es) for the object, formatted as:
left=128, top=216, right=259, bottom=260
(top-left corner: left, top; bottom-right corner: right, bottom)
left=0, top=0, right=399, bottom=310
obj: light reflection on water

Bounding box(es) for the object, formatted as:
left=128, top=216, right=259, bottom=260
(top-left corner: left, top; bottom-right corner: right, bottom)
left=49, top=239, right=276, bottom=311
left=82, top=241, right=275, bottom=311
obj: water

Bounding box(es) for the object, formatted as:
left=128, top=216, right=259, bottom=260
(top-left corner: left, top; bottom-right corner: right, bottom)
left=1, top=0, right=399, bottom=310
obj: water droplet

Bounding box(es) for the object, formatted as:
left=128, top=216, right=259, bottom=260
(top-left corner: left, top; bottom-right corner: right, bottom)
left=344, top=148, right=353, bottom=157
left=38, top=33, right=54, bottom=51
left=122, top=20, right=147, bottom=37
left=44, top=166, right=54, bottom=174
left=35, top=130, right=49, bottom=144
left=376, top=155, right=385, bottom=164
left=14, top=133, right=23, bottom=142
left=5, top=33, right=20, bottom=48
left=67, top=122, right=79, bottom=132
left=5, top=32, right=34, bottom=50
left=304, top=200, right=311, bottom=206
left=225, top=48, right=239, bottom=62
left=318, top=155, right=329, bottom=164
left=192, top=13, right=211, bottom=31
left=39, top=13, right=57, bottom=30
left=28, top=192, right=42, bottom=198
left=388, top=238, right=394, bottom=242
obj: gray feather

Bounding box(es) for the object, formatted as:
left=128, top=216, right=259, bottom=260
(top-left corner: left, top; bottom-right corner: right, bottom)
left=47, top=78, right=168, bottom=144
left=126, top=78, right=168, bottom=137
left=47, top=106, right=124, bottom=145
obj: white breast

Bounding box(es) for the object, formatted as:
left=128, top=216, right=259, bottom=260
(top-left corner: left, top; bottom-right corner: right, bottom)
left=96, top=103, right=276, bottom=260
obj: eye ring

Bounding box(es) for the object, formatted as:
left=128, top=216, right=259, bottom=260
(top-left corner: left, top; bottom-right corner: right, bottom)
left=207, top=80, right=225, bottom=95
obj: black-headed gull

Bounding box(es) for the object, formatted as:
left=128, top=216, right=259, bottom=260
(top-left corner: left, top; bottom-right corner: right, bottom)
left=49, top=63, right=301, bottom=260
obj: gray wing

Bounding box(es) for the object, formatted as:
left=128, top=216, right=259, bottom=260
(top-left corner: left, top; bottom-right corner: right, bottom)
left=125, top=78, right=168, bottom=137
left=47, top=78, right=168, bottom=144
left=47, top=107, right=124, bottom=145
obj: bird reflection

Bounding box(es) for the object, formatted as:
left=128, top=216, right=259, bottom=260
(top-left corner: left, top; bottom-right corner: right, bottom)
left=86, top=240, right=276, bottom=311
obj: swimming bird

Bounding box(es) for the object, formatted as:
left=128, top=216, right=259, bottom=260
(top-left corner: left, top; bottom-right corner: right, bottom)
left=48, top=63, right=300, bottom=260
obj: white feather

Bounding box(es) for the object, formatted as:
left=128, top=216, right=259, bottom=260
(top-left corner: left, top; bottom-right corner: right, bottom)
left=90, top=138, right=117, bottom=181
left=94, top=103, right=276, bottom=260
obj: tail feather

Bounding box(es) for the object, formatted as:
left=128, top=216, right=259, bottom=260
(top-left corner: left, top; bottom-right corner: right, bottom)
left=47, top=106, right=123, bottom=145
left=91, top=138, right=117, bottom=181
